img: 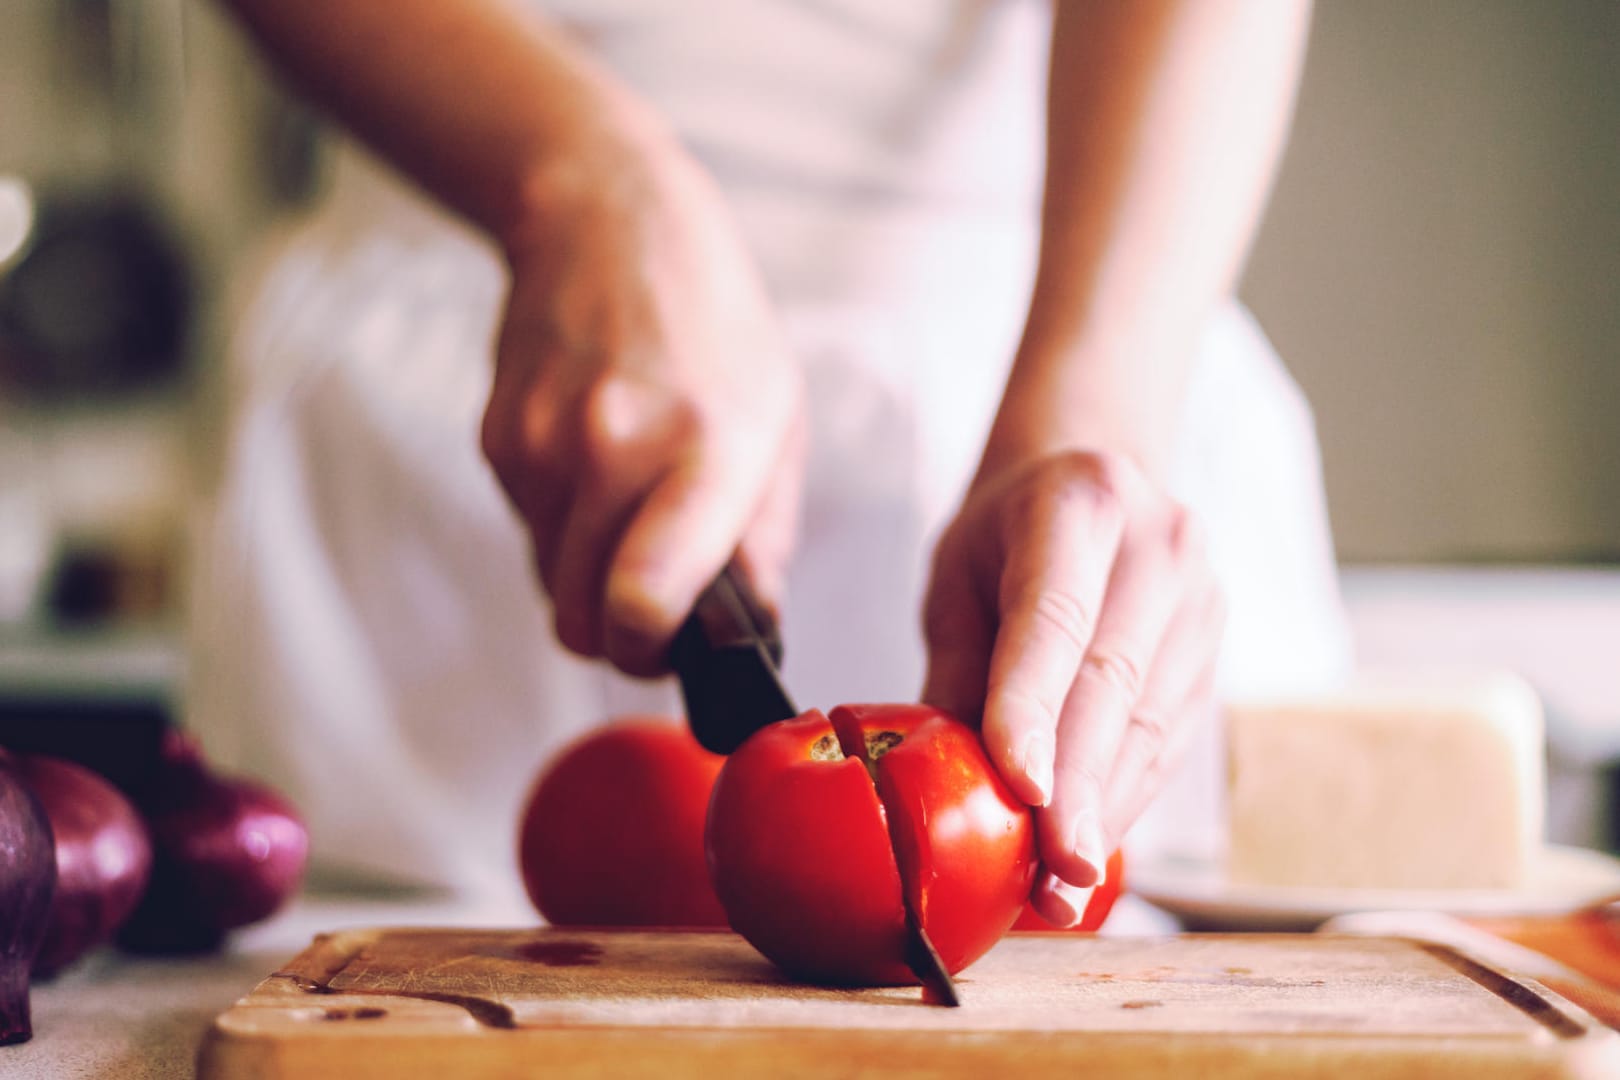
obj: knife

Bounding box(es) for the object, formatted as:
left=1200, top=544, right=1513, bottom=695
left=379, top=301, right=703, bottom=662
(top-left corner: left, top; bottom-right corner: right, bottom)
left=669, top=562, right=796, bottom=756
left=670, top=562, right=961, bottom=1006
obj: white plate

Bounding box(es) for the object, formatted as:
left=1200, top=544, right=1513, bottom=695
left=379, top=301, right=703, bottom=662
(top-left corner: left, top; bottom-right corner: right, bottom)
left=1131, top=844, right=1620, bottom=932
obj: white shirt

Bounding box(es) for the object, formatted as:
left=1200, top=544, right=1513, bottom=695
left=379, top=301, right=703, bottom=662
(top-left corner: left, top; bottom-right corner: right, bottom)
left=189, top=0, right=1349, bottom=905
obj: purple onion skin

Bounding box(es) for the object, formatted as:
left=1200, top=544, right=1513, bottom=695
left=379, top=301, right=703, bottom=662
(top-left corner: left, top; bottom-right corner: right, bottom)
left=0, top=761, right=56, bottom=1045
left=117, top=735, right=309, bottom=954
left=12, top=755, right=153, bottom=978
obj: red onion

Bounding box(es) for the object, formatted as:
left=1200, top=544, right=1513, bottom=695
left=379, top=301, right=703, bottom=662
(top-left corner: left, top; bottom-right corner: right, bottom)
left=117, top=732, right=309, bottom=953
left=10, top=755, right=152, bottom=977
left=0, top=758, right=55, bottom=1045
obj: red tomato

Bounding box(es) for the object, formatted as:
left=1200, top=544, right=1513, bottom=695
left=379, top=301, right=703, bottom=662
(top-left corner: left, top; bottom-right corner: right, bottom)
left=518, top=717, right=728, bottom=927
left=1011, top=848, right=1125, bottom=932
left=705, top=704, right=1037, bottom=985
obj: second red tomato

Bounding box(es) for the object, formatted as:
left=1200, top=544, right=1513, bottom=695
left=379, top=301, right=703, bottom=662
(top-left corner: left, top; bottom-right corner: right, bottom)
left=519, top=717, right=728, bottom=927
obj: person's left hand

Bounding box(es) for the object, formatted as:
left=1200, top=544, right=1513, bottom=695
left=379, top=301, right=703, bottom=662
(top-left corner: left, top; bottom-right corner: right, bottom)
left=921, top=449, right=1225, bottom=927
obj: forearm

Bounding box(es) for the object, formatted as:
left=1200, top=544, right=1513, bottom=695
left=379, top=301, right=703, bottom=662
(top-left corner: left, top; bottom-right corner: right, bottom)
left=219, top=0, right=676, bottom=249
left=982, top=0, right=1311, bottom=480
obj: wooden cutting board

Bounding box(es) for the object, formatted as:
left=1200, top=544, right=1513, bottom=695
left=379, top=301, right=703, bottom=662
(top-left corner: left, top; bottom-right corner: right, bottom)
left=198, top=928, right=1619, bottom=1078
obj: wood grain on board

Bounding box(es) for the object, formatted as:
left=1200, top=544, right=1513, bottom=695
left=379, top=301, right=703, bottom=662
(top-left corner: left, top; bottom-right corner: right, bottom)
left=198, top=928, right=1620, bottom=1078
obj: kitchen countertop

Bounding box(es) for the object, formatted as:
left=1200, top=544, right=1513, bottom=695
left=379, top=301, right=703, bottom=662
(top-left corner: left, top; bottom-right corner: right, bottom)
left=0, top=887, right=536, bottom=1080
left=0, top=890, right=1178, bottom=1079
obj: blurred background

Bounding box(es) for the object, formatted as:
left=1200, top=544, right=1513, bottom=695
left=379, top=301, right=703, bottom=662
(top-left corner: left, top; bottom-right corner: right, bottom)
left=1249, top=1, right=1620, bottom=565
left=0, top=1, right=1616, bottom=833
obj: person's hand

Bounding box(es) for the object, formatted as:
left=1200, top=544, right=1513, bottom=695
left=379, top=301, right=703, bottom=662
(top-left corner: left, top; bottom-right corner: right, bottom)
left=480, top=147, right=804, bottom=676
left=921, top=450, right=1225, bottom=926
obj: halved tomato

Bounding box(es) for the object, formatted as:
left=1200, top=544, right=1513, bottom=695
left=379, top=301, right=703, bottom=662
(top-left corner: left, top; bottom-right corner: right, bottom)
left=705, top=704, right=1037, bottom=984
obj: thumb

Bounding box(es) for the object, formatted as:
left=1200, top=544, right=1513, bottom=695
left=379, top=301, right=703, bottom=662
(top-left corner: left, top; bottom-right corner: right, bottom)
left=919, top=540, right=994, bottom=727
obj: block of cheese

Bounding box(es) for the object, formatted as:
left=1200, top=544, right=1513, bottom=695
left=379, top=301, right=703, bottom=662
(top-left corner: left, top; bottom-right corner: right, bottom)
left=1225, top=670, right=1544, bottom=890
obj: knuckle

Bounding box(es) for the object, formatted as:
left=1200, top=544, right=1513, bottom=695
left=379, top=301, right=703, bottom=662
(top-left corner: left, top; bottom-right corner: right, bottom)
left=999, top=456, right=1132, bottom=550
left=1081, top=448, right=1133, bottom=499
left=1021, top=586, right=1098, bottom=657
left=1162, top=505, right=1207, bottom=564
left=1057, top=454, right=1130, bottom=523
left=577, top=374, right=639, bottom=476
left=520, top=393, right=564, bottom=464
left=987, top=682, right=1062, bottom=735
left=1057, top=761, right=1111, bottom=805
left=1082, top=483, right=1127, bottom=538
left=578, top=381, right=618, bottom=466
left=595, top=377, right=704, bottom=468
left=1047, top=448, right=1136, bottom=503
left=1127, top=708, right=1172, bottom=757
left=1082, top=643, right=1147, bottom=700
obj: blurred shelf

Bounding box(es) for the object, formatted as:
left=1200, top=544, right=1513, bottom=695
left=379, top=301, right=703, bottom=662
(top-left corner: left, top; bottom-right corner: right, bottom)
left=0, top=617, right=181, bottom=702
left=0, top=618, right=179, bottom=791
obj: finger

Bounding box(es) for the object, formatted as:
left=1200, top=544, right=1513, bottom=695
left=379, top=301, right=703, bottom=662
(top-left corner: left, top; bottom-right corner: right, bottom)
left=481, top=351, right=571, bottom=591
left=547, top=495, right=644, bottom=659
left=1041, top=520, right=1189, bottom=887
left=1105, top=658, right=1221, bottom=852
left=919, top=532, right=995, bottom=726
left=980, top=481, right=1126, bottom=808
left=526, top=477, right=575, bottom=601
left=547, top=375, right=687, bottom=656
left=602, top=435, right=775, bottom=676
left=1100, top=585, right=1226, bottom=848
left=498, top=444, right=571, bottom=603
left=1028, top=869, right=1098, bottom=930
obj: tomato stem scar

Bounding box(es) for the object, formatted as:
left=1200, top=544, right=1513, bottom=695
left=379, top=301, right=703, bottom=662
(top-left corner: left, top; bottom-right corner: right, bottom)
left=864, top=731, right=904, bottom=761
left=809, top=734, right=844, bottom=761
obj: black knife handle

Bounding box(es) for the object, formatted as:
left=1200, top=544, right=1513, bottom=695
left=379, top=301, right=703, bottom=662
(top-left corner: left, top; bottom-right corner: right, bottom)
left=671, top=563, right=798, bottom=755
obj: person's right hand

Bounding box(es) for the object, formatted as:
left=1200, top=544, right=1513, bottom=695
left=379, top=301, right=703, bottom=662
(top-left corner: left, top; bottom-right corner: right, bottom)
left=480, top=146, right=804, bottom=677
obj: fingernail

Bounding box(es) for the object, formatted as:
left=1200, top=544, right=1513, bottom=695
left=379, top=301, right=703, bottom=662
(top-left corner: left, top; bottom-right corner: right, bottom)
left=1037, top=876, right=1094, bottom=929
left=1072, top=810, right=1107, bottom=886
left=1018, top=732, right=1054, bottom=805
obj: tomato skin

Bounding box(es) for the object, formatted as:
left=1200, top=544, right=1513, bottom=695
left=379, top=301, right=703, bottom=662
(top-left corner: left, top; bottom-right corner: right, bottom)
left=705, top=705, right=1036, bottom=986
left=705, top=711, right=913, bottom=985
left=830, top=704, right=1038, bottom=974
left=519, top=717, right=728, bottom=927
left=1011, top=849, right=1125, bottom=932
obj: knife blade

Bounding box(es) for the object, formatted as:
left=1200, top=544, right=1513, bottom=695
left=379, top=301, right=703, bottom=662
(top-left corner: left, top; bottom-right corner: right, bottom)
left=671, top=561, right=961, bottom=1006
left=670, top=562, right=798, bottom=755
left=902, top=896, right=961, bottom=1007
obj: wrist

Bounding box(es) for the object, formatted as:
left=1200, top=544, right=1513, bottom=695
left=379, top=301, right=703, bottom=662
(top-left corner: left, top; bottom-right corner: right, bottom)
left=498, top=89, right=691, bottom=265
left=977, top=333, right=1196, bottom=487
left=501, top=143, right=658, bottom=261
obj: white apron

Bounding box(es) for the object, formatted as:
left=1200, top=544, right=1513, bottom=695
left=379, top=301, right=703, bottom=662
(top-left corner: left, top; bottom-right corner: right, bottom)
left=187, top=0, right=1350, bottom=908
